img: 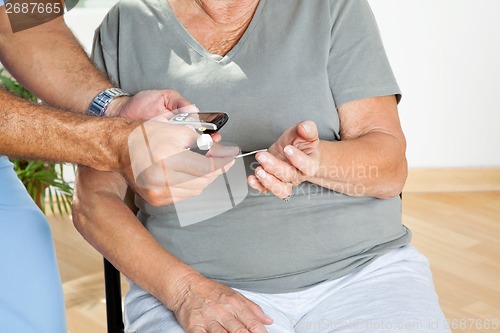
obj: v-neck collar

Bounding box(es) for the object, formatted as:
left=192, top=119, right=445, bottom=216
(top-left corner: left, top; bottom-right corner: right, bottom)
left=159, top=0, right=267, bottom=64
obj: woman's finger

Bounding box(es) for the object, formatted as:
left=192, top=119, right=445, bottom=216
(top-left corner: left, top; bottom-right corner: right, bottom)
left=205, top=321, right=227, bottom=333
left=239, top=300, right=273, bottom=332
left=255, top=152, right=302, bottom=184
left=218, top=315, right=252, bottom=333
left=283, top=145, right=320, bottom=177
left=254, top=167, right=293, bottom=200
left=247, top=176, right=269, bottom=194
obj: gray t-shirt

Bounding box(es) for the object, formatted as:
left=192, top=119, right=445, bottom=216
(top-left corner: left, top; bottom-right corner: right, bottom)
left=93, top=0, right=411, bottom=293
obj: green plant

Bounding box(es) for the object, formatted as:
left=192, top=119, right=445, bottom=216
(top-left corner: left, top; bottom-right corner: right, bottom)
left=0, top=68, right=74, bottom=217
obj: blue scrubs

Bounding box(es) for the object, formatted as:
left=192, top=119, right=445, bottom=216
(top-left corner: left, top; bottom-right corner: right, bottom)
left=0, top=156, right=67, bottom=332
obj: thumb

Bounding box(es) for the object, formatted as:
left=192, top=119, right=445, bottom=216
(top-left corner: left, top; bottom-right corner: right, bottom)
left=297, top=120, right=319, bottom=142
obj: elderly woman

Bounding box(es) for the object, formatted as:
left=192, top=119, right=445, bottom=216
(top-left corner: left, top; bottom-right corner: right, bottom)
left=74, top=0, right=450, bottom=332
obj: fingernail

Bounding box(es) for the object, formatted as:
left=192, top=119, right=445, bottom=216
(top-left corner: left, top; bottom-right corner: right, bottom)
left=257, top=169, right=267, bottom=179
left=257, top=154, right=268, bottom=163
left=301, top=123, right=310, bottom=134
left=284, top=146, right=294, bottom=156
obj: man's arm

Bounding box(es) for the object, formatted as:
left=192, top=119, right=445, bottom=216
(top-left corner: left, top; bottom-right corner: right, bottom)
left=0, top=9, right=132, bottom=169
left=0, top=10, right=212, bottom=205
left=0, top=13, right=111, bottom=113
left=0, top=88, right=135, bottom=170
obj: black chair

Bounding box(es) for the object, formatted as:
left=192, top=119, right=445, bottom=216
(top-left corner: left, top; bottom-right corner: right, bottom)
left=104, top=258, right=124, bottom=333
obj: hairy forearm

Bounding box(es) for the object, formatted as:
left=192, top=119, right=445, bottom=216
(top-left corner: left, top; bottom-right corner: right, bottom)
left=0, top=89, right=135, bottom=171
left=73, top=169, right=200, bottom=309
left=308, top=132, right=407, bottom=198
left=0, top=15, right=111, bottom=112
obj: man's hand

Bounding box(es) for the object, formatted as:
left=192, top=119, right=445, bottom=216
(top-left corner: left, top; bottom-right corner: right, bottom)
left=106, top=89, right=197, bottom=119
left=123, top=120, right=235, bottom=206
left=104, top=88, right=233, bottom=206
left=248, top=121, right=320, bottom=199
left=169, top=273, right=273, bottom=333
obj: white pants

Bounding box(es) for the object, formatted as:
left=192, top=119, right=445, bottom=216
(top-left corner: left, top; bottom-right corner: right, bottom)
left=125, top=246, right=451, bottom=333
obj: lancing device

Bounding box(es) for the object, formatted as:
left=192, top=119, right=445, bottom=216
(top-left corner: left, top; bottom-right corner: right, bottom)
left=189, top=134, right=214, bottom=154
left=168, top=112, right=229, bottom=155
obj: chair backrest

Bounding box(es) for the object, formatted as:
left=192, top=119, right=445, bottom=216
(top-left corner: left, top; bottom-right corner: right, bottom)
left=104, top=258, right=124, bottom=333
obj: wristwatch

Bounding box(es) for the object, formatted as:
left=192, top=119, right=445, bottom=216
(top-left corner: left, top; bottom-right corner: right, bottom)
left=87, top=88, right=130, bottom=117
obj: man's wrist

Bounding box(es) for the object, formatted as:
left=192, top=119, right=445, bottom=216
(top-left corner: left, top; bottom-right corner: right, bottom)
left=105, top=96, right=131, bottom=117
left=87, top=88, right=130, bottom=117
left=108, top=119, right=139, bottom=174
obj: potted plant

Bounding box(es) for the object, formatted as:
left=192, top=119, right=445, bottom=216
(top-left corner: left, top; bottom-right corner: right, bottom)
left=0, top=68, right=74, bottom=217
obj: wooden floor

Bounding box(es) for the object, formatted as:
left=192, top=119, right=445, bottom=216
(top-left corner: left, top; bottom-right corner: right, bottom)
left=46, top=169, right=500, bottom=333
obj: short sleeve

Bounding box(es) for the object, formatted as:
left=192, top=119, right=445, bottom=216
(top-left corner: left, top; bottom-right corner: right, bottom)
left=0, top=1, right=5, bottom=7
left=91, top=9, right=120, bottom=86
left=328, top=0, right=401, bottom=107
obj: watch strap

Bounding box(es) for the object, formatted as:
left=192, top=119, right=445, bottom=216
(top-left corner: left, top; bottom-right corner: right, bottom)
left=87, top=88, right=130, bottom=117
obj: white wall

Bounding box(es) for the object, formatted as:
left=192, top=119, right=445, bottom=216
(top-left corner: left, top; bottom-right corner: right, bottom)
left=65, top=0, right=500, bottom=168
left=64, top=4, right=117, bottom=54
left=369, top=0, right=500, bottom=167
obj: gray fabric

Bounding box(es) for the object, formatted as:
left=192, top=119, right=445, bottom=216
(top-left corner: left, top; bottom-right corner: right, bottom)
left=92, top=0, right=411, bottom=293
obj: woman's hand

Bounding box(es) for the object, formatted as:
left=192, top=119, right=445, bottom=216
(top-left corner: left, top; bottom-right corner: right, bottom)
left=170, top=273, right=273, bottom=333
left=248, top=120, right=320, bottom=200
